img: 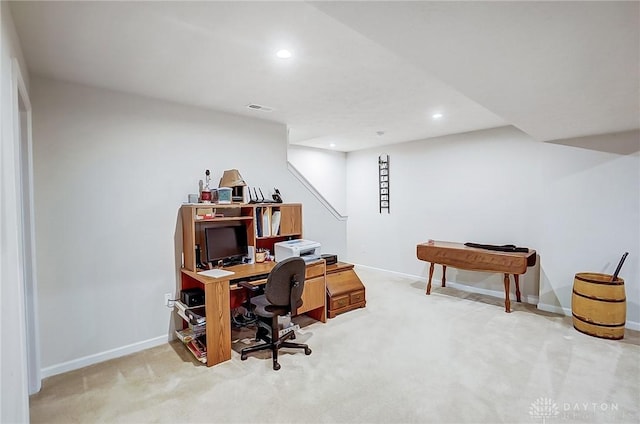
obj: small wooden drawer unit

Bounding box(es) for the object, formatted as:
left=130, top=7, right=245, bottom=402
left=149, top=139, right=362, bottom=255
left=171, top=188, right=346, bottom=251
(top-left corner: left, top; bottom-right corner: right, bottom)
left=326, top=262, right=366, bottom=318
left=297, top=260, right=327, bottom=319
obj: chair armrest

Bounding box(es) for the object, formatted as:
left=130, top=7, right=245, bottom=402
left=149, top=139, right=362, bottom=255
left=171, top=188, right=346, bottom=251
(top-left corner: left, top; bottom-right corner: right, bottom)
left=238, top=281, right=260, bottom=292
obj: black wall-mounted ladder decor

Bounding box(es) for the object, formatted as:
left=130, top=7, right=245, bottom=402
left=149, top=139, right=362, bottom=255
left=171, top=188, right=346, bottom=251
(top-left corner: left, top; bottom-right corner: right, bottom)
left=378, top=154, right=389, bottom=213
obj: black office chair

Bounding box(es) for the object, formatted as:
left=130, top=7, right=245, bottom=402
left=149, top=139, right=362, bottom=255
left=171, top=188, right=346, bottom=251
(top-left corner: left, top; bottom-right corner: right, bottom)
left=238, top=257, right=312, bottom=370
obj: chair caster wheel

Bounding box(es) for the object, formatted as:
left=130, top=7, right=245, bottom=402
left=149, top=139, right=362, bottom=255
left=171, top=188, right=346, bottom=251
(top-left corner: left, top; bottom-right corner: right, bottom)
left=241, top=354, right=247, bottom=361
left=305, top=348, right=312, bottom=355
left=273, top=362, right=281, bottom=371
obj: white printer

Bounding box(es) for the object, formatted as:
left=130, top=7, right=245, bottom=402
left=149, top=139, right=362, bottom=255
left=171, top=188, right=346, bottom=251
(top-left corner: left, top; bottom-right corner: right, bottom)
left=274, top=239, right=321, bottom=263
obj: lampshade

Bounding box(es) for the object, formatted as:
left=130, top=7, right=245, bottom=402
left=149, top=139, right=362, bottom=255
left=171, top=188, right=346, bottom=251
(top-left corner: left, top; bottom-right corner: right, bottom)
left=219, top=169, right=246, bottom=187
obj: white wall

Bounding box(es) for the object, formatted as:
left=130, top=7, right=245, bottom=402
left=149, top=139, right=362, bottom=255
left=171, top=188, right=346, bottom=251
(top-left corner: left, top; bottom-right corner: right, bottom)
left=346, top=126, right=639, bottom=328
left=536, top=131, right=639, bottom=322
left=288, top=145, right=347, bottom=216
left=1, top=2, right=31, bottom=422
left=31, top=77, right=346, bottom=375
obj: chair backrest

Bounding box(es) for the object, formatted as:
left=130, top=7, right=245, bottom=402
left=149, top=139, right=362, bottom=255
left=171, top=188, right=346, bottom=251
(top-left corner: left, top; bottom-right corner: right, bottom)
left=264, top=257, right=306, bottom=310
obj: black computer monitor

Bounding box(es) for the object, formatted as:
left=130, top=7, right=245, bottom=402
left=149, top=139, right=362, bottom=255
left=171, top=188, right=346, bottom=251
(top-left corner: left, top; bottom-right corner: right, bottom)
left=204, top=225, right=248, bottom=266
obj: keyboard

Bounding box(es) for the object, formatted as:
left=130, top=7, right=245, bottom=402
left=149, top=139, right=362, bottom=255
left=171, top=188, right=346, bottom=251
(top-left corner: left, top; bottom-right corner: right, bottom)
left=230, top=273, right=270, bottom=286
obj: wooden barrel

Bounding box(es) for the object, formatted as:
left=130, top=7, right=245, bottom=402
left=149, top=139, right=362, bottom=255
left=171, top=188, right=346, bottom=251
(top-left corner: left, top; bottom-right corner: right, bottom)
left=572, top=272, right=626, bottom=340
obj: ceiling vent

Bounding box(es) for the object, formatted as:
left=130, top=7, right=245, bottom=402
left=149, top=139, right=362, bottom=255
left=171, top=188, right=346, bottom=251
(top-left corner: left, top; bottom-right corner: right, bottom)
left=246, top=103, right=273, bottom=112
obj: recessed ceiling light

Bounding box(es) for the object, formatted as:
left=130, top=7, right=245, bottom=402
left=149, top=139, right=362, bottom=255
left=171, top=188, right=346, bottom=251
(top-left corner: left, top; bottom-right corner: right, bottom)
left=329, top=143, right=336, bottom=148
left=432, top=113, right=443, bottom=119
left=276, top=49, right=292, bottom=59
left=246, top=103, right=273, bottom=112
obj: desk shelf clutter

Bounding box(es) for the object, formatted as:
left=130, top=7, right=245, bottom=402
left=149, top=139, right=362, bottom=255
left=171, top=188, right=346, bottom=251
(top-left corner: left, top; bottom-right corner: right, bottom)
left=181, top=203, right=302, bottom=271
left=174, top=301, right=207, bottom=363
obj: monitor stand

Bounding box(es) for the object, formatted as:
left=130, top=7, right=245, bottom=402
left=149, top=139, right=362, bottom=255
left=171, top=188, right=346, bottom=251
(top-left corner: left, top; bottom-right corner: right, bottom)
left=223, top=257, right=245, bottom=267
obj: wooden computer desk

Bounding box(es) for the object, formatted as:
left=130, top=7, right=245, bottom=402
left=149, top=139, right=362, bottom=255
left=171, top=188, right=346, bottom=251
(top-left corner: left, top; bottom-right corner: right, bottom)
left=416, top=241, right=536, bottom=313
left=180, top=259, right=326, bottom=367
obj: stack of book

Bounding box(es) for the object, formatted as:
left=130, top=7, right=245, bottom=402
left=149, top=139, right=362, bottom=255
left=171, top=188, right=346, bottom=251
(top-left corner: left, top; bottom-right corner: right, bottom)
left=255, top=208, right=281, bottom=237
left=185, top=337, right=207, bottom=363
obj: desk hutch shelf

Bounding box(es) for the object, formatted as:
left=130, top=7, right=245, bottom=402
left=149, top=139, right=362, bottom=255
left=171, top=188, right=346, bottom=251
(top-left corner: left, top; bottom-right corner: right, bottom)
left=181, top=203, right=302, bottom=271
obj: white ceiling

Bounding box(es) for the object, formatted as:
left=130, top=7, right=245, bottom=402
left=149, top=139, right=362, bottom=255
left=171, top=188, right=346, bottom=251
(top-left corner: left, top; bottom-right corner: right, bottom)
left=9, top=1, right=639, bottom=152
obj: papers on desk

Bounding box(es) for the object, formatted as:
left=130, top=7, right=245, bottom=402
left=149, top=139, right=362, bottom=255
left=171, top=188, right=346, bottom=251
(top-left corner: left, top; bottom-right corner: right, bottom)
left=197, top=268, right=235, bottom=278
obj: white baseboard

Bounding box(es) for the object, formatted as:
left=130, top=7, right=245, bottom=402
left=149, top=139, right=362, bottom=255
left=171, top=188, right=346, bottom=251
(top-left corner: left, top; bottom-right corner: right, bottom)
left=536, top=302, right=571, bottom=316
left=355, top=263, right=640, bottom=331
left=41, top=335, right=169, bottom=379
left=39, top=265, right=640, bottom=380
left=353, top=263, right=416, bottom=278
left=445, top=280, right=539, bottom=305
left=537, top=302, right=640, bottom=331
left=353, top=264, right=539, bottom=304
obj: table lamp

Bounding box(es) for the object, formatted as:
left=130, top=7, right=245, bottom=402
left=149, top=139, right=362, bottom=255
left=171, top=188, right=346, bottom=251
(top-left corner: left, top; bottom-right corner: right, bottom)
left=219, top=169, right=247, bottom=203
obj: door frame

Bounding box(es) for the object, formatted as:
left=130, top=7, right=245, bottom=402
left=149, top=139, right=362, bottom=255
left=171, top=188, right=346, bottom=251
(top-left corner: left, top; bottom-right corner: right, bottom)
left=12, top=58, right=41, bottom=394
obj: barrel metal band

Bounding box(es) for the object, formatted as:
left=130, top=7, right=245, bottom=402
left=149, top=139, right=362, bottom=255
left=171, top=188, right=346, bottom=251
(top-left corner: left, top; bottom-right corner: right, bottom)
left=575, top=275, right=624, bottom=285
left=572, top=289, right=626, bottom=302
left=572, top=313, right=625, bottom=327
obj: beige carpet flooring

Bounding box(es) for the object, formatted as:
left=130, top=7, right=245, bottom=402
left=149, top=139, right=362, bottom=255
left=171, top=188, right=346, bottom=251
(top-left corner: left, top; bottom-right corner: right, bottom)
left=30, top=267, right=640, bottom=423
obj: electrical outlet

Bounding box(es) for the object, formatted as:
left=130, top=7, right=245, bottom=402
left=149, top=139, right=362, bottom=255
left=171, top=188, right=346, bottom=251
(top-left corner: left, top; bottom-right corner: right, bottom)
left=164, top=293, right=174, bottom=308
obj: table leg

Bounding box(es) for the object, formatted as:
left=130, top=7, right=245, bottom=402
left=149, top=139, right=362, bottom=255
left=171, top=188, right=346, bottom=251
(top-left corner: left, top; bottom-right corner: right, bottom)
left=426, top=262, right=434, bottom=294
left=441, top=265, right=447, bottom=287
left=204, top=280, right=232, bottom=366
left=503, top=273, right=511, bottom=313
left=514, top=274, right=521, bottom=302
